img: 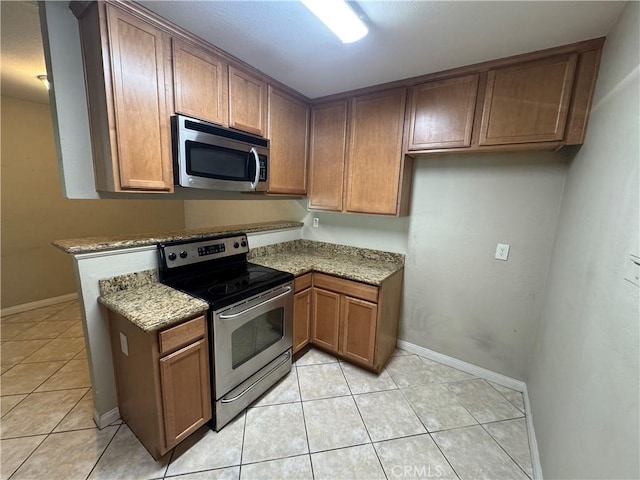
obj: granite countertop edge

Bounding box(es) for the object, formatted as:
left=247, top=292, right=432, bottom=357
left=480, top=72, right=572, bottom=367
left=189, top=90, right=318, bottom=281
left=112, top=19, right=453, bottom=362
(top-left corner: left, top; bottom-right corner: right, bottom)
left=98, top=239, right=405, bottom=331
left=53, top=221, right=303, bottom=254
left=99, top=283, right=209, bottom=332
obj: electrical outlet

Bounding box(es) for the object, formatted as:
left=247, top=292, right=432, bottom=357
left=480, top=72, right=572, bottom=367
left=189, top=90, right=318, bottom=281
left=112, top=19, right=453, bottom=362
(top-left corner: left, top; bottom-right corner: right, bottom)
left=120, top=332, right=129, bottom=356
left=313, top=217, right=319, bottom=228
left=495, top=243, right=510, bottom=261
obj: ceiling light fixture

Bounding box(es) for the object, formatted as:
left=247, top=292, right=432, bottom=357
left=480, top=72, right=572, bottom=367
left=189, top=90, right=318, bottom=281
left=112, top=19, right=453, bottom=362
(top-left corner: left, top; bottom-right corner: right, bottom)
left=301, top=0, right=368, bottom=44
left=37, top=74, right=50, bottom=90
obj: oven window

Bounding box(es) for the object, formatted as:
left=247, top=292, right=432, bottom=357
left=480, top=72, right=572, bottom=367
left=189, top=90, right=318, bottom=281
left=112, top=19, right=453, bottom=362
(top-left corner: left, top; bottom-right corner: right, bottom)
left=186, top=141, right=252, bottom=181
left=231, top=307, right=284, bottom=369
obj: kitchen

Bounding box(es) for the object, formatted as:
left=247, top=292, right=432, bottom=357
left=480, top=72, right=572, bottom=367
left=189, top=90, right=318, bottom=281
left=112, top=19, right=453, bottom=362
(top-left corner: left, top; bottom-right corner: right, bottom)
left=1, top=1, right=638, bottom=479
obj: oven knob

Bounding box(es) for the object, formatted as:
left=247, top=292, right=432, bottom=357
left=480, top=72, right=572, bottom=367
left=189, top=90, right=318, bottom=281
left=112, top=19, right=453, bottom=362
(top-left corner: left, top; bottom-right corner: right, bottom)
left=167, top=252, right=177, bottom=261
left=179, top=251, right=188, bottom=259
left=241, top=241, right=247, bottom=247
left=234, top=242, right=240, bottom=248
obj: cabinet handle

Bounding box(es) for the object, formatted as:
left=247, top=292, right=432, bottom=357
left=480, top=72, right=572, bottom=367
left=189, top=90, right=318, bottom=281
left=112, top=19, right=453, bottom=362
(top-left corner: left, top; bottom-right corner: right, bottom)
left=249, top=147, right=260, bottom=191
left=220, top=351, right=291, bottom=403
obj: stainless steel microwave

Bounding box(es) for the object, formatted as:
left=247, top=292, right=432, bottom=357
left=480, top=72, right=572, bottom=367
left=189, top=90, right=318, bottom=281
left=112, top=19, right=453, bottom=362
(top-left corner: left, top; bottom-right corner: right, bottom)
left=172, top=115, right=269, bottom=192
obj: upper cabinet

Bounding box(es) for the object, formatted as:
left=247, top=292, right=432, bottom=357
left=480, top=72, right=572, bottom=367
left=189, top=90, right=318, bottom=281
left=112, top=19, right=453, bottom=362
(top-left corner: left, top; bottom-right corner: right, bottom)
left=308, top=101, right=348, bottom=212
left=479, top=54, right=577, bottom=145
left=346, top=88, right=410, bottom=216
left=74, top=2, right=173, bottom=193
left=405, top=40, right=603, bottom=155
left=407, top=74, right=479, bottom=150
left=267, top=86, right=309, bottom=194
left=308, top=90, right=412, bottom=216
left=228, top=66, right=268, bottom=137
left=172, top=39, right=228, bottom=127
left=69, top=1, right=603, bottom=199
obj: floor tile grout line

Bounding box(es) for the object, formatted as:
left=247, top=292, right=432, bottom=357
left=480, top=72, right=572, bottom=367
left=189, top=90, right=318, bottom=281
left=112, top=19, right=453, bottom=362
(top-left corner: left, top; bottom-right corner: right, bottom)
left=479, top=421, right=533, bottom=479
left=485, top=379, right=526, bottom=413
left=43, top=386, right=92, bottom=435
left=4, top=429, right=48, bottom=480
left=1, top=357, right=74, bottom=397
left=238, top=409, right=248, bottom=476
left=294, top=361, right=313, bottom=471
left=428, top=430, right=463, bottom=480
left=84, top=422, right=123, bottom=480
left=337, top=358, right=390, bottom=479
left=441, top=379, right=512, bottom=426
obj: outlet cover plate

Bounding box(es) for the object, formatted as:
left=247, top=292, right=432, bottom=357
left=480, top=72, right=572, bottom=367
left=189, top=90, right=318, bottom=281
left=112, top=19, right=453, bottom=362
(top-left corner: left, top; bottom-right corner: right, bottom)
left=495, top=243, right=510, bottom=261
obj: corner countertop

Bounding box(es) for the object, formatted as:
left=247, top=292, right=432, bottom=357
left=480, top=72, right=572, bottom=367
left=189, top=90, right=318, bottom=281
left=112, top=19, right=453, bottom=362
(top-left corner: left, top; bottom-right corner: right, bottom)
left=53, top=221, right=303, bottom=254
left=97, top=239, right=404, bottom=331
left=99, top=282, right=209, bottom=332
left=249, top=240, right=404, bottom=286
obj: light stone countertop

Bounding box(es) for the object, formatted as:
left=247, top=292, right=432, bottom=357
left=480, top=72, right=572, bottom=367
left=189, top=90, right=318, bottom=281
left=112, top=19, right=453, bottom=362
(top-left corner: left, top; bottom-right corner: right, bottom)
left=98, top=239, right=404, bottom=331
left=249, top=240, right=404, bottom=286
left=98, top=283, right=209, bottom=332
left=53, top=221, right=303, bottom=254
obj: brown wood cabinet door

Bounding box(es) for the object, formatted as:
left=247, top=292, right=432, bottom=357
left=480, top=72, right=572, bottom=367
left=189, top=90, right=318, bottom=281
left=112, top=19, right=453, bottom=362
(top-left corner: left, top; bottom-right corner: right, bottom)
left=293, top=288, right=312, bottom=354
left=340, top=296, right=377, bottom=367
left=408, top=75, right=479, bottom=150
left=308, top=101, right=348, bottom=211
left=345, top=88, right=407, bottom=215
left=267, top=87, right=309, bottom=194
left=172, top=39, right=228, bottom=126
left=159, top=338, right=211, bottom=449
left=479, top=54, right=577, bottom=145
left=228, top=65, right=267, bottom=136
left=311, top=288, right=340, bottom=353
left=106, top=4, right=173, bottom=191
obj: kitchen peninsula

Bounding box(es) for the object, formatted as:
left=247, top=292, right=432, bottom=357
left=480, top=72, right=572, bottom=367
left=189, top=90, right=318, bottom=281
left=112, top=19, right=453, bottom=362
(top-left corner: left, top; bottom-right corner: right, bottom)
left=53, top=221, right=404, bottom=435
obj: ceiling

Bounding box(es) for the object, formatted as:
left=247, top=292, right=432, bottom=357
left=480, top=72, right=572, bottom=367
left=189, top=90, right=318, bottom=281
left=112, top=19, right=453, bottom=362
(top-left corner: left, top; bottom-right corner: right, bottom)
left=1, top=1, right=626, bottom=104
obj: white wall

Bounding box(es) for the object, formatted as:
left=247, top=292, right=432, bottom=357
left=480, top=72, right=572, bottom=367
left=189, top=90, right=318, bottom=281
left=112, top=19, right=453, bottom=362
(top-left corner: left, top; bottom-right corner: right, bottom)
left=402, top=153, right=567, bottom=380
left=527, top=3, right=640, bottom=479
left=302, top=152, right=567, bottom=381
left=301, top=205, right=410, bottom=254
left=184, top=199, right=307, bottom=230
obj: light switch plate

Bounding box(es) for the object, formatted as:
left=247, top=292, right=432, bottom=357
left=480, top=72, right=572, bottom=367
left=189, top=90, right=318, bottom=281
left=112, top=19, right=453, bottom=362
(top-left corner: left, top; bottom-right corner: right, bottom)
left=120, top=332, right=129, bottom=356
left=313, top=217, right=319, bottom=228
left=495, top=243, right=510, bottom=261
left=624, top=254, right=640, bottom=287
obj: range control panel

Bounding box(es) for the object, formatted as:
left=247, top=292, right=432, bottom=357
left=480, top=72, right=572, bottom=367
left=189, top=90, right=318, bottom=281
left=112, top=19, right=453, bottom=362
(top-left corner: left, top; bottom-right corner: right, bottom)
left=159, top=234, right=248, bottom=269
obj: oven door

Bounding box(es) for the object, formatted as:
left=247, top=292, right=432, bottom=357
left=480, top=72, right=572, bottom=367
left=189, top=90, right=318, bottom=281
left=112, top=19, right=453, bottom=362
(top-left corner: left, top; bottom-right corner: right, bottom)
left=212, top=282, right=293, bottom=398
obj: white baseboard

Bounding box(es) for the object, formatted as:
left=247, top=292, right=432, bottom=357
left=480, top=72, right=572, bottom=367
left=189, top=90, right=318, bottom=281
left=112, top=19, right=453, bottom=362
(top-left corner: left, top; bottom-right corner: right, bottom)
left=1, top=293, right=78, bottom=317
left=396, top=340, right=543, bottom=480
left=94, top=407, right=120, bottom=429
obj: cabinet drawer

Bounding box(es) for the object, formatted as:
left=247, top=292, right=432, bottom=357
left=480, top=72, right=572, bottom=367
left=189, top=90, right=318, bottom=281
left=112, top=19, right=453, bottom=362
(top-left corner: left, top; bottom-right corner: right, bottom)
left=313, top=273, right=378, bottom=303
left=159, top=316, right=206, bottom=356
left=294, top=273, right=312, bottom=292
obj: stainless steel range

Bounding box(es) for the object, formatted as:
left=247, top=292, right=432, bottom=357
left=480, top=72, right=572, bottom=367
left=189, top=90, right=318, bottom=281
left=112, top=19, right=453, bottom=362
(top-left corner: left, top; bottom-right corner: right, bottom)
left=157, top=233, right=293, bottom=430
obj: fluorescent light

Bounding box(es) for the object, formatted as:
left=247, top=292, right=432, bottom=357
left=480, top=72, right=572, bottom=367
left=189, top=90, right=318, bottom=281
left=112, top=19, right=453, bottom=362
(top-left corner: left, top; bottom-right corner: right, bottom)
left=301, top=0, right=368, bottom=44
left=37, top=74, right=50, bottom=90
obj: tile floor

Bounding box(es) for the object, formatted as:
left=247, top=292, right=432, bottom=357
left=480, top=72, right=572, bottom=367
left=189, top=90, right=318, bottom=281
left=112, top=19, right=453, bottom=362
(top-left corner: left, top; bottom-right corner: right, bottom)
left=1, top=301, right=534, bottom=480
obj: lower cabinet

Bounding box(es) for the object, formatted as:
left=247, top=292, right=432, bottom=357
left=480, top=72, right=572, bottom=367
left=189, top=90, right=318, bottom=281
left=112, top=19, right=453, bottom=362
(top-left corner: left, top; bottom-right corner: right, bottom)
left=106, top=312, right=211, bottom=459
left=293, top=273, right=312, bottom=354
left=309, top=271, right=403, bottom=372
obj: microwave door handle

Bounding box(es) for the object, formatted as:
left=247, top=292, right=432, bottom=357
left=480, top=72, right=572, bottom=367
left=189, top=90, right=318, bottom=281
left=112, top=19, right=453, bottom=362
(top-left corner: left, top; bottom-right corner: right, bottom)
left=249, top=147, right=260, bottom=191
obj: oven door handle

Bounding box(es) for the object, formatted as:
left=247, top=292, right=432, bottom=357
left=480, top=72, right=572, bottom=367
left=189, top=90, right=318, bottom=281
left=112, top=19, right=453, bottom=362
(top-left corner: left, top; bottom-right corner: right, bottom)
left=249, top=147, right=260, bottom=191
left=220, top=350, right=291, bottom=403
left=219, top=286, right=292, bottom=320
